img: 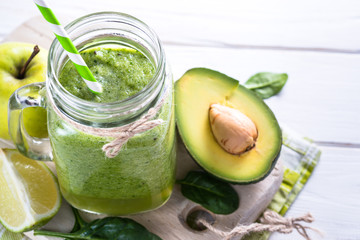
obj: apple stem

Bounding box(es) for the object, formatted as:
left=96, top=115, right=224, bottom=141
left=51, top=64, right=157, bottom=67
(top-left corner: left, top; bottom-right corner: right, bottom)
left=18, top=45, right=40, bottom=79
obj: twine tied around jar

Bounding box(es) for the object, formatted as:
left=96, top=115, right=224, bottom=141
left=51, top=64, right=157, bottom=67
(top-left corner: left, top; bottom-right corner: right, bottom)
left=48, top=89, right=169, bottom=158
left=199, top=210, right=323, bottom=240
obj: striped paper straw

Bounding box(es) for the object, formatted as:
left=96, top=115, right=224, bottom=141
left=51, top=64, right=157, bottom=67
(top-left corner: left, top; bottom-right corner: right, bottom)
left=33, top=0, right=102, bottom=94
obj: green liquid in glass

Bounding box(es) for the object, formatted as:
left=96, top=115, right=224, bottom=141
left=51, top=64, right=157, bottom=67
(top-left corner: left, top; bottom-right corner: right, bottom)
left=48, top=47, right=176, bottom=215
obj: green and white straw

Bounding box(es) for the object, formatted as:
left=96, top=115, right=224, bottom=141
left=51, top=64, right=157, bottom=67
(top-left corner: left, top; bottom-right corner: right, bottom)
left=33, top=0, right=102, bottom=94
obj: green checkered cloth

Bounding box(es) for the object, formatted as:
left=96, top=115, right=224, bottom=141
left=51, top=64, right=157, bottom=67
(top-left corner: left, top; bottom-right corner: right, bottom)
left=0, top=126, right=320, bottom=240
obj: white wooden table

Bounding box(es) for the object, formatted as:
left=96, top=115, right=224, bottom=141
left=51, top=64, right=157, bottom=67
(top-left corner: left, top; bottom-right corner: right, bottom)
left=1, top=0, right=360, bottom=239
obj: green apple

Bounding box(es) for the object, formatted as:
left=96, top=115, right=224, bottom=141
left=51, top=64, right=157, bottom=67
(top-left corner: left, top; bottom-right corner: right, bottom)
left=0, top=42, right=48, bottom=140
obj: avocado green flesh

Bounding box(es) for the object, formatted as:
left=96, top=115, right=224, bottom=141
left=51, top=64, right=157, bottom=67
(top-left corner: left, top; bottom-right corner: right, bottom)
left=175, top=68, right=282, bottom=183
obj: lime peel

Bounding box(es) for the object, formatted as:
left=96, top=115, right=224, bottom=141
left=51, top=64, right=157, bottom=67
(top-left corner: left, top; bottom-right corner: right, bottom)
left=0, top=149, right=61, bottom=232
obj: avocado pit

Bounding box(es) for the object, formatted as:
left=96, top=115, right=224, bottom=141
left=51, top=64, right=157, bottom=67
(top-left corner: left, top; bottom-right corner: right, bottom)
left=209, top=104, right=258, bottom=155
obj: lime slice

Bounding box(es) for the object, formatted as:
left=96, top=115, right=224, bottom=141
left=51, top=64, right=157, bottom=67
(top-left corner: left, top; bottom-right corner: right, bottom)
left=0, top=149, right=61, bottom=232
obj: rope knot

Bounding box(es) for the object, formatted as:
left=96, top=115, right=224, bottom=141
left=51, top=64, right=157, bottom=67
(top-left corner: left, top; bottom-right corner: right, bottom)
left=101, top=118, right=165, bottom=158
left=259, top=210, right=318, bottom=239
left=120, top=130, right=135, bottom=138
left=261, top=210, right=294, bottom=226
left=286, top=217, right=295, bottom=227
left=199, top=210, right=321, bottom=240
left=48, top=87, right=170, bottom=159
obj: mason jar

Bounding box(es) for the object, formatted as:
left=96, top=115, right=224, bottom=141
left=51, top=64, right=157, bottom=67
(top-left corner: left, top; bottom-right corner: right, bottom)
left=9, top=12, right=176, bottom=215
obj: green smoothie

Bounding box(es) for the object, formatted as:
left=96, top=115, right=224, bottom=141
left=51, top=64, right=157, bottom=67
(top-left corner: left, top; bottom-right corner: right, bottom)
left=48, top=47, right=176, bottom=215
left=59, top=47, right=155, bottom=103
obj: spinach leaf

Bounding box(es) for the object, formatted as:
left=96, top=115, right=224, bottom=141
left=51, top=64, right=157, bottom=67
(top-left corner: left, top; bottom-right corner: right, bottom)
left=244, top=72, right=288, bottom=99
left=34, top=208, right=161, bottom=240
left=177, top=171, right=239, bottom=214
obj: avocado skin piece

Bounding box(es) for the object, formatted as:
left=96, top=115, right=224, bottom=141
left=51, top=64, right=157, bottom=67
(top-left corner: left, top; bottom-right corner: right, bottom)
left=175, top=68, right=282, bottom=184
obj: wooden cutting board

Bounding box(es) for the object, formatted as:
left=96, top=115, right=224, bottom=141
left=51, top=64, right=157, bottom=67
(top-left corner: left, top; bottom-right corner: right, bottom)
left=4, top=16, right=283, bottom=240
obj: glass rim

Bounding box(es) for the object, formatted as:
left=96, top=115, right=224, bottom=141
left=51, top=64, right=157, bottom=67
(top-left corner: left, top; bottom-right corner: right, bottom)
left=47, top=11, right=166, bottom=114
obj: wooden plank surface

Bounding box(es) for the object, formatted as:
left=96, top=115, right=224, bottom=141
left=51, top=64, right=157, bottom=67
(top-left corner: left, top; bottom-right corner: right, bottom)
left=1, top=0, right=360, bottom=239
left=2, top=0, right=360, bottom=52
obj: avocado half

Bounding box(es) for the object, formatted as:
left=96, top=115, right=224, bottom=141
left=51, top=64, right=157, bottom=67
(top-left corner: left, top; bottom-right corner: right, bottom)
left=175, top=68, right=282, bottom=184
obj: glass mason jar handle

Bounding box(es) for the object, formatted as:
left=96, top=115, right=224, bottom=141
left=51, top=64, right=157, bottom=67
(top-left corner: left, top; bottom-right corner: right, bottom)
left=8, top=82, right=52, bottom=161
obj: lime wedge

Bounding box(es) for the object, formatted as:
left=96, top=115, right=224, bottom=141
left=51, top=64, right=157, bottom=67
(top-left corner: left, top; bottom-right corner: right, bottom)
left=0, top=149, right=61, bottom=232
